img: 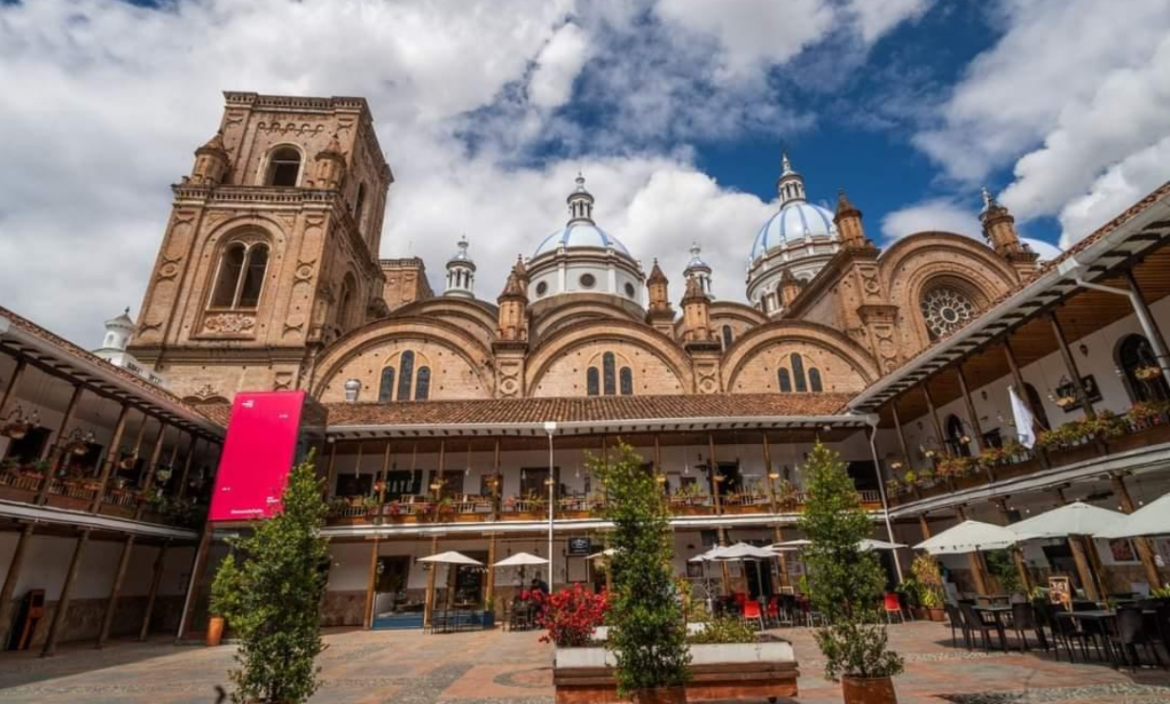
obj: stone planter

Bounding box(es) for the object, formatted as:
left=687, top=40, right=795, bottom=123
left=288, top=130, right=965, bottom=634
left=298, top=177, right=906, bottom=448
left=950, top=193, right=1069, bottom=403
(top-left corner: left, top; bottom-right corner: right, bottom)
left=553, top=638, right=798, bottom=703
left=842, top=675, right=897, bottom=704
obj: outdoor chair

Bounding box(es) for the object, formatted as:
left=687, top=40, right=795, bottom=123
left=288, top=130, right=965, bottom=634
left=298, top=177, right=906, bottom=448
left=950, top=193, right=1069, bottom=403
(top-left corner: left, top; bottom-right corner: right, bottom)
left=883, top=592, right=904, bottom=624
left=1010, top=602, right=1046, bottom=651
left=766, top=598, right=780, bottom=626
left=1110, top=606, right=1167, bottom=670
left=944, top=602, right=970, bottom=649
left=959, top=602, right=1007, bottom=652
left=741, top=600, right=765, bottom=630
left=1047, top=608, right=1092, bottom=663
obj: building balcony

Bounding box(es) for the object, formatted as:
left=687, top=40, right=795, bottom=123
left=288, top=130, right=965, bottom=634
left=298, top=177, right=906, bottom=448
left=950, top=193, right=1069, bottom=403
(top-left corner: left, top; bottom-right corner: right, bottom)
left=887, top=405, right=1170, bottom=506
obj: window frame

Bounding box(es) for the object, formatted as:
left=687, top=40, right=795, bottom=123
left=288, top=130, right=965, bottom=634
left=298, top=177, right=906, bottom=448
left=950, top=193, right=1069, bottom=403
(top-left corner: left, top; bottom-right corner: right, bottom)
left=262, top=145, right=304, bottom=187
left=208, top=240, right=270, bottom=311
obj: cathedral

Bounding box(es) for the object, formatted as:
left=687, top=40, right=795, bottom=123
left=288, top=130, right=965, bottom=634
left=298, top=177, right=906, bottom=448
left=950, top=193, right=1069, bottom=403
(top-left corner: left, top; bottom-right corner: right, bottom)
left=130, top=92, right=1039, bottom=407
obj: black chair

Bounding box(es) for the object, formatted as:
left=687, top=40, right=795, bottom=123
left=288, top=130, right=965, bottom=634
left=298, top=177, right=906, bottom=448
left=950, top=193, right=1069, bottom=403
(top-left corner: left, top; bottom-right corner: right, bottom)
left=944, top=602, right=970, bottom=649
left=1110, top=606, right=1167, bottom=670
left=1048, top=611, right=1093, bottom=663
left=959, top=602, right=1007, bottom=652
left=1010, top=602, right=1045, bottom=651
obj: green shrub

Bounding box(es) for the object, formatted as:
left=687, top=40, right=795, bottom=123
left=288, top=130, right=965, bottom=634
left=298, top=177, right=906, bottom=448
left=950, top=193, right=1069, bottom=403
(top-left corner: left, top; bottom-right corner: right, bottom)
left=209, top=552, right=243, bottom=622
left=688, top=616, right=756, bottom=645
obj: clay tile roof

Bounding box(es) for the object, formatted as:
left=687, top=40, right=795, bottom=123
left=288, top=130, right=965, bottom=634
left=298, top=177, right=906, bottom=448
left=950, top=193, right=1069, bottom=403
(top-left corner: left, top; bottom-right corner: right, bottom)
left=325, top=392, right=854, bottom=427
left=0, top=304, right=225, bottom=433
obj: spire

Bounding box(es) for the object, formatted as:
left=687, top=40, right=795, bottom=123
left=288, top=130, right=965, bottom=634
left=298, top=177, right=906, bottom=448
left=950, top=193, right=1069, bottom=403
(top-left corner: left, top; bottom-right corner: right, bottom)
left=833, top=188, right=867, bottom=248
left=566, top=172, right=595, bottom=224
left=648, top=259, right=668, bottom=284
left=776, top=151, right=807, bottom=206
left=511, top=255, right=529, bottom=284
left=197, top=131, right=227, bottom=155
left=981, top=186, right=995, bottom=213
left=499, top=270, right=527, bottom=301
left=191, top=130, right=230, bottom=186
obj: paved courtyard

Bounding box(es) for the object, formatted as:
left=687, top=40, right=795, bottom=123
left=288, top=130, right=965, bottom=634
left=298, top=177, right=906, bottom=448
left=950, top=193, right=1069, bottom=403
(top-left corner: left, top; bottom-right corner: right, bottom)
left=2, top=622, right=1170, bottom=703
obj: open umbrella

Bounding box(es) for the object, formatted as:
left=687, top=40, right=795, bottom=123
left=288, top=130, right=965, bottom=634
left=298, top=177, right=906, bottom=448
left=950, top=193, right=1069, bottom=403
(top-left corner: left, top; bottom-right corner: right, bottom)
left=770, top=539, right=813, bottom=550
left=914, top=520, right=1025, bottom=555
left=711, top=542, right=777, bottom=599
left=1096, top=493, right=1170, bottom=539
left=586, top=548, right=616, bottom=560
left=419, top=551, right=484, bottom=566
left=1011, top=501, right=1123, bottom=599
left=859, top=538, right=909, bottom=551
left=492, top=552, right=548, bottom=568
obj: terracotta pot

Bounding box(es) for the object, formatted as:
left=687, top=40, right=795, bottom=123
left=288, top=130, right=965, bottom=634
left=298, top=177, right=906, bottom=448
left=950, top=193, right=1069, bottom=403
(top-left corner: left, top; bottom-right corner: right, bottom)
left=631, top=686, right=687, bottom=704
left=928, top=607, right=946, bottom=622
left=842, top=675, right=897, bottom=704
left=206, top=616, right=225, bottom=647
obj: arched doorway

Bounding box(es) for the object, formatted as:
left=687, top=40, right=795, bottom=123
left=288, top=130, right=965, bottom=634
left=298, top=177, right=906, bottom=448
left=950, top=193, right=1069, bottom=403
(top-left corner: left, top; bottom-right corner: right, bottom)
left=1117, top=334, right=1169, bottom=402
left=945, top=414, right=971, bottom=457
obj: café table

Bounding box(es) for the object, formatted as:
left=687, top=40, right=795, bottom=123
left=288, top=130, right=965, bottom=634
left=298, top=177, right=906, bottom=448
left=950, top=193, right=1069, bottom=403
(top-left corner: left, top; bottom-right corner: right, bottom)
left=1055, top=610, right=1127, bottom=663
left=973, top=605, right=1015, bottom=649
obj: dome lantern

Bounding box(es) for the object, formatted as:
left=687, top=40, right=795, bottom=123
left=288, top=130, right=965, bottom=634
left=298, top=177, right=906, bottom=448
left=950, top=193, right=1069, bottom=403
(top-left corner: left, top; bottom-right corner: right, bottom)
left=683, top=241, right=713, bottom=296
left=567, top=172, right=595, bottom=224
left=444, top=235, right=476, bottom=299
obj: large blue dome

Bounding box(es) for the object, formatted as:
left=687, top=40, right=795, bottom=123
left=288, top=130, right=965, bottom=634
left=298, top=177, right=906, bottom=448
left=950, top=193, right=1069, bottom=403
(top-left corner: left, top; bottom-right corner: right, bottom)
left=750, top=200, right=838, bottom=261
left=533, top=222, right=632, bottom=259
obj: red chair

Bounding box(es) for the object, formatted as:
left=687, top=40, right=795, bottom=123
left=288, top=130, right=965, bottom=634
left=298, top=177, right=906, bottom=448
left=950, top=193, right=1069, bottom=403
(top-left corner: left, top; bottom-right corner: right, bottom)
left=733, top=592, right=748, bottom=609
left=766, top=599, right=779, bottom=626
left=883, top=592, right=904, bottom=624
left=742, top=600, right=764, bottom=630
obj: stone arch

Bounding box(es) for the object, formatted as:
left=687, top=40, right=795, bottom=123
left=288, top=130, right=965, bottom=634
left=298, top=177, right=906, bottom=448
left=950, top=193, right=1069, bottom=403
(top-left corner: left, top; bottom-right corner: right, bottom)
left=879, top=232, right=1019, bottom=353
left=693, top=301, right=768, bottom=347
left=526, top=319, right=694, bottom=396
left=530, top=296, right=644, bottom=343
left=394, top=297, right=499, bottom=349
left=721, top=320, right=880, bottom=393
left=311, top=317, right=495, bottom=401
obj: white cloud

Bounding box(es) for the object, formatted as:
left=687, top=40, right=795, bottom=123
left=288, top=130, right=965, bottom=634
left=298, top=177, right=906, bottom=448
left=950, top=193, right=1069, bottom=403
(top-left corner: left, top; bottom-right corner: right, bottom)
left=913, top=0, right=1170, bottom=248
left=529, top=23, right=592, bottom=109
left=880, top=197, right=1063, bottom=261
left=846, top=0, right=932, bottom=44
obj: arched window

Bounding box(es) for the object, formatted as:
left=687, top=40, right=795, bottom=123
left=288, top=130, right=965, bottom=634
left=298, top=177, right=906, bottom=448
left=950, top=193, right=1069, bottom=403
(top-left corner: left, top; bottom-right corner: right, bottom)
left=397, top=351, right=415, bottom=401
left=210, top=242, right=269, bottom=310
left=1118, top=334, right=1169, bottom=402
left=721, top=325, right=733, bottom=350
left=353, top=183, right=367, bottom=225
left=602, top=352, right=616, bottom=396
left=808, top=367, right=823, bottom=393
left=337, top=277, right=354, bottom=330
left=777, top=368, right=792, bottom=393
left=265, top=147, right=302, bottom=187
left=791, top=353, right=807, bottom=392
left=587, top=368, right=600, bottom=396
left=378, top=367, right=395, bottom=402
left=415, top=367, right=431, bottom=400
left=1025, top=383, right=1050, bottom=431
left=619, top=367, right=633, bottom=395
left=921, top=286, right=977, bottom=340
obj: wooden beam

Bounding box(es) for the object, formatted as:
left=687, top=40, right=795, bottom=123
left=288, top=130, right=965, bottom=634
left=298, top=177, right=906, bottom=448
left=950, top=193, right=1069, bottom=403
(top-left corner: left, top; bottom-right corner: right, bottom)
left=176, top=526, right=212, bottom=642
left=96, top=536, right=135, bottom=648
left=1110, top=473, right=1162, bottom=587
left=42, top=383, right=83, bottom=465
left=91, top=404, right=131, bottom=512
left=138, top=541, right=169, bottom=641
left=41, top=528, right=91, bottom=657
left=955, top=365, right=984, bottom=454
left=890, top=402, right=913, bottom=472
left=0, top=358, right=28, bottom=417
left=0, top=523, right=35, bottom=647
left=363, top=537, right=380, bottom=630
left=921, top=383, right=946, bottom=455
left=174, top=436, right=199, bottom=499
left=134, top=423, right=170, bottom=520
left=1049, top=312, right=1096, bottom=419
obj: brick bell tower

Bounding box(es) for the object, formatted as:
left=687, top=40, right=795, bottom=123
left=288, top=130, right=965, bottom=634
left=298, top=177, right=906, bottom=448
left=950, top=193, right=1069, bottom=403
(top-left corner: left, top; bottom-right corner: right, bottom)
left=129, top=92, right=393, bottom=400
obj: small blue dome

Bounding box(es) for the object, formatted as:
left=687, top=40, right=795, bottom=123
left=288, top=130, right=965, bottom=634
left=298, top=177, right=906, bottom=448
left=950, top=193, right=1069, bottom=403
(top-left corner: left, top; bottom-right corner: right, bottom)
left=750, top=201, right=838, bottom=261
left=533, top=223, right=632, bottom=259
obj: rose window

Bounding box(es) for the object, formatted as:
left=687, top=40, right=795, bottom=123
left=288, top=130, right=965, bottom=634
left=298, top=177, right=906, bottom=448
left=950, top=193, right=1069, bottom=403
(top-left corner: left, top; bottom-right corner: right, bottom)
left=920, top=287, right=976, bottom=339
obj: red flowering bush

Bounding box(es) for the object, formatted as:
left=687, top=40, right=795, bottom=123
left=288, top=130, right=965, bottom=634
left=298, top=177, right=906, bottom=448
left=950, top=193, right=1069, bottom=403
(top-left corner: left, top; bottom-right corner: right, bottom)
left=536, top=583, right=608, bottom=647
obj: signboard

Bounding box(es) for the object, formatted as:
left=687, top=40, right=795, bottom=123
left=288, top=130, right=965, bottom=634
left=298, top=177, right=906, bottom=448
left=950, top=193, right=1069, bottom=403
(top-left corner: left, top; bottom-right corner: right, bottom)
left=567, top=537, right=592, bottom=556
left=1048, top=576, right=1072, bottom=611
left=209, top=391, right=308, bottom=522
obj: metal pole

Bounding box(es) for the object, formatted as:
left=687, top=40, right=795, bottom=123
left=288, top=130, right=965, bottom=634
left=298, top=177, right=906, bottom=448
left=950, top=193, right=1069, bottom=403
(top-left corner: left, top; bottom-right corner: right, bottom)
left=545, top=421, right=557, bottom=589
left=865, top=420, right=904, bottom=583
left=1077, top=272, right=1170, bottom=389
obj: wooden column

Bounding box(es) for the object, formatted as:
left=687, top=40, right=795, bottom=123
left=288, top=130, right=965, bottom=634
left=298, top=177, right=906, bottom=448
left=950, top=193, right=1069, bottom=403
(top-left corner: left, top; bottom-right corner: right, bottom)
left=762, top=432, right=787, bottom=584
left=43, top=383, right=83, bottom=465
left=41, top=528, right=91, bottom=657
left=139, top=541, right=170, bottom=641
left=890, top=402, right=913, bottom=471
left=0, top=523, right=35, bottom=647
left=423, top=535, right=438, bottom=628
left=134, top=424, right=170, bottom=520
left=91, top=404, right=131, bottom=512
left=1110, top=473, right=1162, bottom=587
left=96, top=535, right=136, bottom=648
left=0, top=358, right=28, bottom=417
left=491, top=439, right=501, bottom=520
left=324, top=440, right=339, bottom=498
left=1049, top=312, right=1096, bottom=419
left=955, top=365, right=984, bottom=453
left=364, top=537, right=380, bottom=630
left=174, top=436, right=199, bottom=499
left=1003, top=340, right=1050, bottom=471
left=993, top=499, right=1032, bottom=593
left=485, top=533, right=498, bottom=606
left=708, top=434, right=730, bottom=594
left=176, top=526, right=213, bottom=642
left=1067, top=535, right=1100, bottom=601
left=953, top=505, right=989, bottom=596
left=921, top=383, right=947, bottom=453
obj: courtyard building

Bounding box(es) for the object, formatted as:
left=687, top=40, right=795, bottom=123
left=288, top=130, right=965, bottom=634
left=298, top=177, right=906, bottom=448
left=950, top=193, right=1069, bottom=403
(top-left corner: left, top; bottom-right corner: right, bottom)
left=2, top=91, right=1170, bottom=644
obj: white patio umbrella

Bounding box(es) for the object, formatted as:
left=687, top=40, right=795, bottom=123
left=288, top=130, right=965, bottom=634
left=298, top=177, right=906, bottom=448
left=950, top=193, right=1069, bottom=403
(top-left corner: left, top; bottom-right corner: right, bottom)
left=914, top=520, right=1025, bottom=555
left=711, top=542, right=777, bottom=599
left=1096, top=493, right=1170, bottom=539
left=1011, top=501, right=1124, bottom=598
left=770, top=539, right=813, bottom=550
left=586, top=548, right=616, bottom=560
left=859, top=538, right=909, bottom=551
left=492, top=552, right=548, bottom=568
left=418, top=551, right=484, bottom=626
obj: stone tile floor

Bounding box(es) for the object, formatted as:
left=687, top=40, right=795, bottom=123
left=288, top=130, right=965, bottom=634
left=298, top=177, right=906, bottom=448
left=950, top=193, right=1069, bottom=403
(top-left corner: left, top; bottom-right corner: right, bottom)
left=2, top=622, right=1170, bottom=703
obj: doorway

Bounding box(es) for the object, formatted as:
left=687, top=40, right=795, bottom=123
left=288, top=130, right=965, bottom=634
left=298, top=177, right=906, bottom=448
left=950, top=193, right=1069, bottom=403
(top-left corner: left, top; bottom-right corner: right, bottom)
left=743, top=560, right=774, bottom=600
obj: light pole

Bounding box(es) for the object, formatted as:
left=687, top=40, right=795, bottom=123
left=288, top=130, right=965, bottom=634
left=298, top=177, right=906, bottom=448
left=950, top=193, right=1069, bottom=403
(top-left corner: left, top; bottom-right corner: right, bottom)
left=544, top=421, right=557, bottom=589
left=865, top=415, right=905, bottom=583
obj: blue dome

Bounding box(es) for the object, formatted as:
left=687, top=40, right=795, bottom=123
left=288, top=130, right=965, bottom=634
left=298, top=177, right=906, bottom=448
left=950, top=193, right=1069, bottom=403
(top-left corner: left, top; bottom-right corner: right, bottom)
left=533, top=223, right=632, bottom=259
left=750, top=201, right=838, bottom=261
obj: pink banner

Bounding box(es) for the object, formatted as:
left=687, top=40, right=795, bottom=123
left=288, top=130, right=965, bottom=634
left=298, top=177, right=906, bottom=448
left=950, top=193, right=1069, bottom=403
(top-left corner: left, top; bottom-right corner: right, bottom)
left=208, top=391, right=306, bottom=522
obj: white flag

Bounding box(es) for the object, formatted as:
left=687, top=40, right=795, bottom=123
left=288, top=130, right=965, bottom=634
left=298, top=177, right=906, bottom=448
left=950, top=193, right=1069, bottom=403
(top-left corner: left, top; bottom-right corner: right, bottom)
left=1009, top=385, right=1036, bottom=449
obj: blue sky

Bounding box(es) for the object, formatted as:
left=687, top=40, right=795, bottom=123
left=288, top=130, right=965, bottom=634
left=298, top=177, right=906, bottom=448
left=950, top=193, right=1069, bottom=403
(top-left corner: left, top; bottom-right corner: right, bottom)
left=1, top=0, right=1168, bottom=346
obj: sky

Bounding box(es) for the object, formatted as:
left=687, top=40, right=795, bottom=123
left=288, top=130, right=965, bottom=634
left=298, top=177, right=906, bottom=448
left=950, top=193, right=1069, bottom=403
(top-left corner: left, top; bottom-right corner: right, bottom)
left=1, top=0, right=1169, bottom=347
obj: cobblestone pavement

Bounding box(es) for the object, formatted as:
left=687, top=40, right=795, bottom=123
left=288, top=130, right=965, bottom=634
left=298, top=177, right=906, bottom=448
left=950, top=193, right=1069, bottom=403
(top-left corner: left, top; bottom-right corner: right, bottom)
left=2, top=622, right=1170, bottom=703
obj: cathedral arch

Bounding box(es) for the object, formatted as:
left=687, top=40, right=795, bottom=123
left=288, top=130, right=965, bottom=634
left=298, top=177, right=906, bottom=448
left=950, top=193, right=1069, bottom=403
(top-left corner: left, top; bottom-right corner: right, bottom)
left=722, top=321, right=879, bottom=393
left=260, top=144, right=305, bottom=187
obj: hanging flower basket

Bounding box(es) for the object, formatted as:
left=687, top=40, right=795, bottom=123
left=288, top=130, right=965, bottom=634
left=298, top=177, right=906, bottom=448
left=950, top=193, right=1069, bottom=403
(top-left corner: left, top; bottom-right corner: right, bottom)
left=1055, top=395, right=1079, bottom=410
left=1, top=421, right=31, bottom=440
left=1135, top=365, right=1162, bottom=381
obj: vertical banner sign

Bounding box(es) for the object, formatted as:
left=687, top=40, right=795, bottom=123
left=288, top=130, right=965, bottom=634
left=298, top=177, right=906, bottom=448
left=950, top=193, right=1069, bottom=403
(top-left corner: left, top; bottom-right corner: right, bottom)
left=209, top=391, right=306, bottom=521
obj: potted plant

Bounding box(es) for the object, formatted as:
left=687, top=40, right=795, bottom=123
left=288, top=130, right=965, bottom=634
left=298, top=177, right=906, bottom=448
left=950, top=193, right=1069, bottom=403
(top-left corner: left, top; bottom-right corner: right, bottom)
left=595, top=442, right=690, bottom=704
left=208, top=552, right=242, bottom=647
left=799, top=443, right=904, bottom=704
left=911, top=555, right=946, bottom=622
left=537, top=582, right=608, bottom=647
left=1135, top=365, right=1162, bottom=381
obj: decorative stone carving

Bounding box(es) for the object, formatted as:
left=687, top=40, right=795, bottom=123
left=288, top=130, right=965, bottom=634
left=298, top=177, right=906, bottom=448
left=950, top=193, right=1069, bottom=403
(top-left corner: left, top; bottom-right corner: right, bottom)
left=203, top=313, right=256, bottom=334
left=193, top=383, right=220, bottom=400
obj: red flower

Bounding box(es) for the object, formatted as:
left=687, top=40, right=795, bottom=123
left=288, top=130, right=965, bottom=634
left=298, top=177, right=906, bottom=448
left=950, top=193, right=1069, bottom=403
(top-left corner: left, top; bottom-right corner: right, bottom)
left=537, top=584, right=609, bottom=647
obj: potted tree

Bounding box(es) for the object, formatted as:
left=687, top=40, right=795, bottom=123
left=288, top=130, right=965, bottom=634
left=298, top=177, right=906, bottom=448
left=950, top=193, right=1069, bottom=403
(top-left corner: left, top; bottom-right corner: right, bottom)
left=799, top=443, right=904, bottom=704
left=911, top=556, right=946, bottom=622
left=228, top=453, right=329, bottom=704
left=595, top=441, right=690, bottom=704
left=208, top=552, right=242, bottom=647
